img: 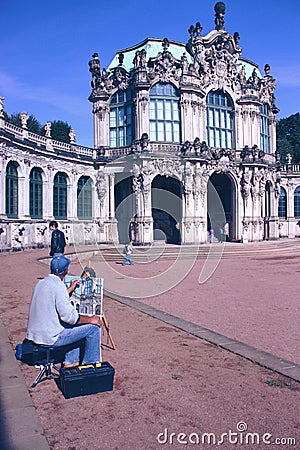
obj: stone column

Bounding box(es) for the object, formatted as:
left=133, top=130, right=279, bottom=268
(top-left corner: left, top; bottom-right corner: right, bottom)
left=107, top=174, right=118, bottom=243
left=240, top=167, right=252, bottom=241
left=44, top=165, right=54, bottom=221
left=94, top=102, right=110, bottom=148
left=18, top=162, right=30, bottom=219
left=135, top=91, right=149, bottom=138
left=0, top=147, right=7, bottom=218
left=181, top=164, right=194, bottom=243
left=67, top=170, right=77, bottom=221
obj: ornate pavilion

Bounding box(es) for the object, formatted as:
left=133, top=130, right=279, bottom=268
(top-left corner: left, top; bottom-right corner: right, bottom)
left=0, top=2, right=299, bottom=251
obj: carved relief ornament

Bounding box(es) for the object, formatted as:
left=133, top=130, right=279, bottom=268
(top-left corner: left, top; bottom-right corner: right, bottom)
left=148, top=38, right=182, bottom=83
left=96, top=170, right=107, bottom=207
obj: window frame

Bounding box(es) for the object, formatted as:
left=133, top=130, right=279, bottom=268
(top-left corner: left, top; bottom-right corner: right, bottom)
left=5, top=161, right=18, bottom=218
left=206, top=90, right=234, bottom=149
left=149, top=83, right=181, bottom=143
left=260, top=103, right=271, bottom=154
left=29, top=167, right=43, bottom=219
left=109, top=90, right=134, bottom=148
left=53, top=172, right=67, bottom=220
left=294, top=186, right=300, bottom=219
left=77, top=176, right=93, bottom=220
left=278, top=186, right=287, bottom=219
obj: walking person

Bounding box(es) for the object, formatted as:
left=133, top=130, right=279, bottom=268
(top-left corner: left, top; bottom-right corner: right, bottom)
left=223, top=222, right=229, bottom=242
left=219, top=226, right=224, bottom=243
left=49, top=220, right=66, bottom=256
left=209, top=228, right=214, bottom=244
left=122, top=241, right=133, bottom=265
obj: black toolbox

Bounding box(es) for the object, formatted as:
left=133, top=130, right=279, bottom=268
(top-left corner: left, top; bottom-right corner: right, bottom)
left=58, top=362, right=115, bottom=399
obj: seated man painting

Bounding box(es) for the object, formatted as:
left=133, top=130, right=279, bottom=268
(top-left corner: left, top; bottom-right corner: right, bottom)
left=26, top=254, right=102, bottom=367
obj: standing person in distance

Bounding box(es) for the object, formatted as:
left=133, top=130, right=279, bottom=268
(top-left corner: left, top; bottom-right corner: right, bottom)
left=49, top=220, right=66, bottom=256
left=122, top=241, right=134, bottom=266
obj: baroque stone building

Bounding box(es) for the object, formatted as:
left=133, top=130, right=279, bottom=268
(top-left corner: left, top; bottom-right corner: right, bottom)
left=0, top=2, right=299, bottom=251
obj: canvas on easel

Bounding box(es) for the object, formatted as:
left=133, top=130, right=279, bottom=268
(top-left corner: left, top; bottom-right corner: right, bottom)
left=65, top=275, right=115, bottom=352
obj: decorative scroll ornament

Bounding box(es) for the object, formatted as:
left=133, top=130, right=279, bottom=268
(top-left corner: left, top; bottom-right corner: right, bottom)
left=193, top=169, right=207, bottom=205
left=111, top=53, right=130, bottom=90
left=96, top=170, right=107, bottom=207
left=148, top=38, right=182, bottom=83
left=186, top=3, right=241, bottom=91
left=241, top=168, right=252, bottom=201
left=251, top=170, right=262, bottom=199
left=259, top=169, right=266, bottom=197
left=147, top=158, right=183, bottom=179
left=183, top=166, right=193, bottom=196
left=132, top=163, right=152, bottom=194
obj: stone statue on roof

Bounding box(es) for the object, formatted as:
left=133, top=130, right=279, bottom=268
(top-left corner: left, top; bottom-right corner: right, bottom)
left=215, top=2, right=226, bottom=31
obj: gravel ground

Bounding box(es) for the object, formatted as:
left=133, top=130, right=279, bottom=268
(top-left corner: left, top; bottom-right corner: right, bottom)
left=0, top=246, right=299, bottom=450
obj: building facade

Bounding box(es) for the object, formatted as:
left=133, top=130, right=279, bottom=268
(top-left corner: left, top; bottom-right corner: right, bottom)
left=0, top=2, right=299, bottom=251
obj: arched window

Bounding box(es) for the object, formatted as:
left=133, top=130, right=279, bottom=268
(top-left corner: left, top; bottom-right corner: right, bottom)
left=30, top=168, right=43, bottom=219
left=77, top=176, right=93, bottom=219
left=278, top=187, right=287, bottom=219
left=294, top=186, right=300, bottom=218
left=53, top=172, right=67, bottom=219
left=260, top=104, right=270, bottom=153
left=6, top=161, right=18, bottom=218
left=110, top=90, right=133, bottom=147
left=149, top=83, right=180, bottom=142
left=206, top=91, right=234, bottom=148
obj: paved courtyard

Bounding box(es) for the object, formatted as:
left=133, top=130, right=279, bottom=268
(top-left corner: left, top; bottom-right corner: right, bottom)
left=0, top=241, right=299, bottom=449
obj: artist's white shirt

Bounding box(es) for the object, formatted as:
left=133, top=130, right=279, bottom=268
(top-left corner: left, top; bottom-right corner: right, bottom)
left=26, top=274, right=79, bottom=345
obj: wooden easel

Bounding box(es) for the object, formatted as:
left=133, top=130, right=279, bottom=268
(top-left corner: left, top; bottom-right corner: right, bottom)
left=101, top=311, right=116, bottom=350
left=81, top=261, right=116, bottom=351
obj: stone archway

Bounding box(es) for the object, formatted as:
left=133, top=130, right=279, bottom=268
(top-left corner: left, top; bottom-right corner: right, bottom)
left=208, top=172, right=235, bottom=241
left=151, top=175, right=182, bottom=244
left=114, top=174, right=134, bottom=244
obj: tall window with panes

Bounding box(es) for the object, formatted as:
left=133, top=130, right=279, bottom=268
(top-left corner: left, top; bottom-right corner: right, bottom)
left=77, top=176, right=92, bottom=220
left=294, top=186, right=300, bottom=218
left=206, top=91, right=234, bottom=149
left=53, top=172, right=67, bottom=220
left=6, top=161, right=18, bottom=218
left=260, top=104, right=271, bottom=153
left=149, top=83, right=180, bottom=142
left=278, top=187, right=287, bottom=219
left=30, top=168, right=43, bottom=219
left=110, top=90, right=133, bottom=147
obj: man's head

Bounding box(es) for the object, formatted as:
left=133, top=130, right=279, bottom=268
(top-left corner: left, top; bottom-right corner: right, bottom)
left=50, top=254, right=70, bottom=277
left=49, top=220, right=58, bottom=231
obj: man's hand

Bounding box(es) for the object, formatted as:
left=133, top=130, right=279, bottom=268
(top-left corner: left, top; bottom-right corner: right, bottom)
left=77, top=314, right=102, bottom=327
left=67, top=278, right=81, bottom=295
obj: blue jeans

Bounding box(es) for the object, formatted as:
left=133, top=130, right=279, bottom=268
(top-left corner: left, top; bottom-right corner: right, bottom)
left=54, top=324, right=100, bottom=365
left=122, top=254, right=133, bottom=265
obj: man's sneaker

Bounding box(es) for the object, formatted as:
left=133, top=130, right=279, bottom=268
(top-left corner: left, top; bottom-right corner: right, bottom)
left=63, top=362, right=79, bottom=368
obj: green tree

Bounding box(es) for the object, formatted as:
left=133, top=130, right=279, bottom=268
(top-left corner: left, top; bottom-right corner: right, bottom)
left=276, top=113, right=300, bottom=164
left=50, top=120, right=72, bottom=143
left=5, top=112, right=72, bottom=143
left=8, top=113, right=43, bottom=135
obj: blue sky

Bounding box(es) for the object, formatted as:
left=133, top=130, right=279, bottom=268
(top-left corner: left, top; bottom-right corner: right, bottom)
left=1, top=0, right=299, bottom=148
